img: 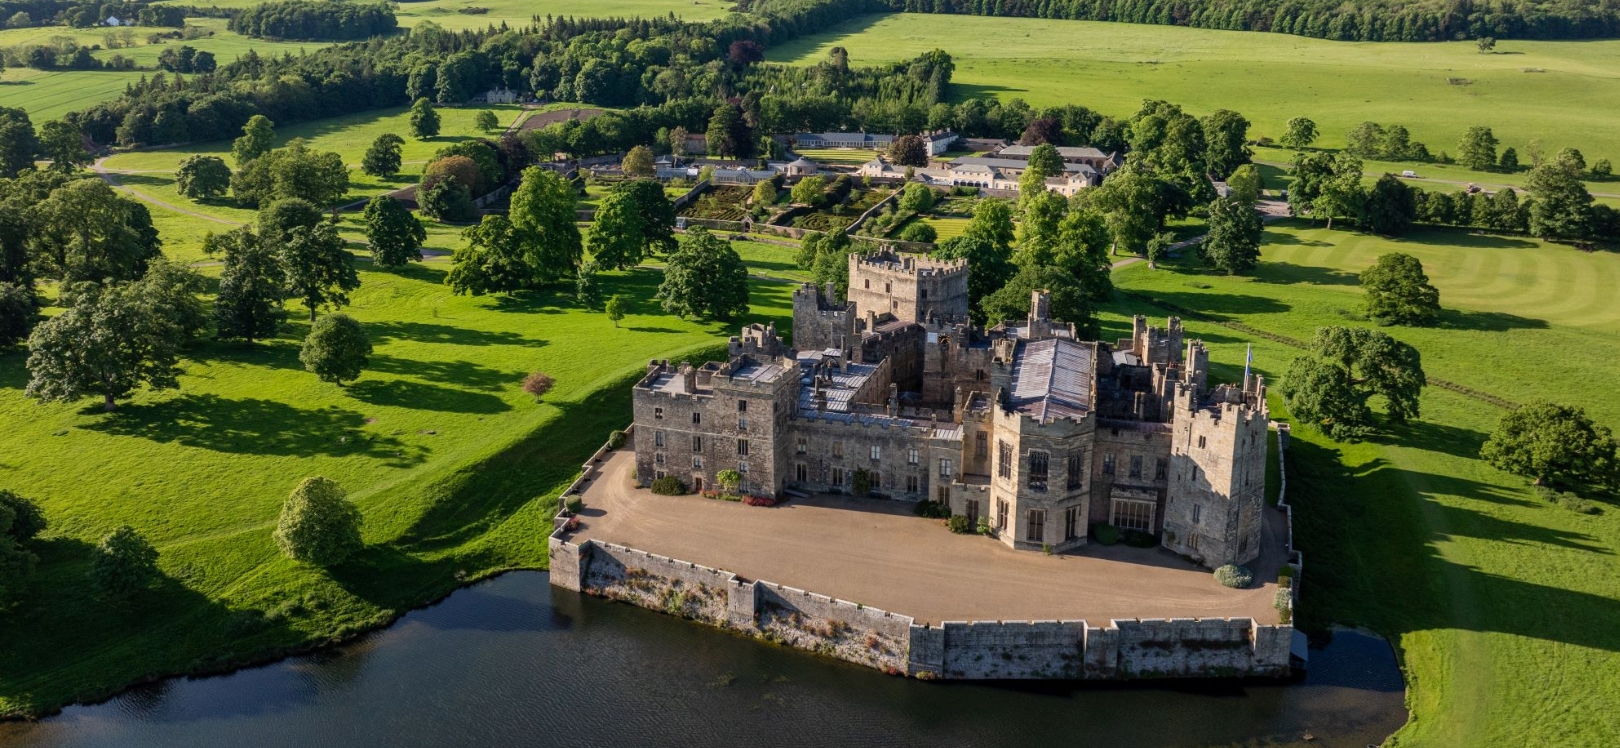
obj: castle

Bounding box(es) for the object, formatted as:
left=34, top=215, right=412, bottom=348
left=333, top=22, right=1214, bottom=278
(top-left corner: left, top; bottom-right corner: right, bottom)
left=630, top=251, right=1269, bottom=569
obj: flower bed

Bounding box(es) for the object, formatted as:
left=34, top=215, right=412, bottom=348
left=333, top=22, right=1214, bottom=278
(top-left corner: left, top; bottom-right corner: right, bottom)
left=742, top=495, right=777, bottom=507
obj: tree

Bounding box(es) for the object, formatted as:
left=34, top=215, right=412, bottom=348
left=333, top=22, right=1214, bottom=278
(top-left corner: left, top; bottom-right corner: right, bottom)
left=728, top=39, right=764, bottom=67
left=34, top=178, right=161, bottom=283
left=605, top=294, right=625, bottom=327
left=175, top=155, right=231, bottom=200
left=1309, top=153, right=1365, bottom=229
left=1020, top=116, right=1062, bottom=146
left=575, top=260, right=601, bottom=309
left=409, top=98, right=440, bottom=140
left=963, top=198, right=1015, bottom=251
left=509, top=167, right=582, bottom=282
left=888, top=134, right=928, bottom=167
left=232, top=114, right=275, bottom=165
left=475, top=109, right=500, bottom=132
left=657, top=227, right=748, bottom=320
left=300, top=313, right=371, bottom=384
left=1480, top=401, right=1618, bottom=492
left=24, top=280, right=181, bottom=411
left=6, top=11, right=29, bottom=28
left=274, top=476, right=362, bottom=566
left=208, top=227, right=285, bottom=344
left=230, top=142, right=349, bottom=208
left=979, top=265, right=1098, bottom=337
left=0, top=107, right=38, bottom=178
left=1201, top=197, right=1262, bottom=274
left=898, top=221, right=937, bottom=243
left=1280, top=117, right=1317, bottom=150
left=522, top=372, right=555, bottom=399
left=1282, top=326, right=1426, bottom=438
left=39, top=120, right=90, bottom=172
left=0, top=491, right=46, bottom=543
left=361, top=133, right=404, bottom=178
left=668, top=126, right=689, bottom=157
left=419, top=179, right=476, bottom=222
left=898, top=182, right=935, bottom=214
left=1458, top=126, right=1499, bottom=171
left=90, top=525, right=158, bottom=598
left=257, top=197, right=323, bottom=244
left=716, top=469, right=742, bottom=495
left=1025, top=143, right=1065, bottom=181
left=706, top=103, right=753, bottom=160
left=790, top=175, right=827, bottom=207
left=1525, top=160, right=1593, bottom=241
left=1362, top=174, right=1417, bottom=236
left=281, top=222, right=358, bottom=321
left=1554, top=147, right=1586, bottom=171
left=1361, top=252, right=1440, bottom=326
left=588, top=180, right=675, bottom=269
left=1226, top=163, right=1262, bottom=204
left=1477, top=36, right=1496, bottom=53
left=138, top=259, right=208, bottom=342
left=363, top=196, right=425, bottom=267
left=1081, top=165, right=1187, bottom=255
left=421, top=155, right=484, bottom=196
left=446, top=215, right=532, bottom=295
left=1499, top=147, right=1519, bottom=172
left=622, top=145, right=655, bottom=178
left=0, top=281, right=36, bottom=347
left=1014, top=188, right=1066, bottom=265
left=0, top=499, right=36, bottom=604
left=1201, top=109, right=1251, bottom=178
left=752, top=178, right=778, bottom=207
left=1591, top=159, right=1612, bottom=179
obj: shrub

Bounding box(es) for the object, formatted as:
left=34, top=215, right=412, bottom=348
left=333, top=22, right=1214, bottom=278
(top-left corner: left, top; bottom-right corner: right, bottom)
left=1274, top=587, right=1293, bottom=611
left=1091, top=523, right=1120, bottom=545
left=1535, top=487, right=1600, bottom=514
left=1123, top=530, right=1157, bottom=548
left=742, top=495, right=776, bottom=507
left=976, top=519, right=993, bottom=536
left=1214, top=564, right=1255, bottom=589
left=913, top=500, right=950, bottom=519
left=650, top=476, right=687, bottom=495
left=947, top=515, right=971, bottom=534
left=607, top=430, right=627, bottom=448
left=565, top=497, right=584, bottom=514
left=898, top=221, right=937, bottom=243
left=522, top=372, right=555, bottom=400
left=852, top=468, right=873, bottom=496
left=300, top=313, right=372, bottom=384
left=715, top=469, right=742, bottom=494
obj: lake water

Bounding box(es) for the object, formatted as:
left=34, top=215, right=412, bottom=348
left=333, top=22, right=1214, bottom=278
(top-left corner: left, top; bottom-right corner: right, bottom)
left=0, top=571, right=1406, bottom=748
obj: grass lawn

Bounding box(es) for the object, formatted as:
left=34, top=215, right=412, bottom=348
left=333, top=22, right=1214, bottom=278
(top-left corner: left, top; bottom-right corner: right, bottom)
left=768, top=13, right=1620, bottom=165
left=920, top=215, right=970, bottom=240
left=0, top=247, right=797, bottom=720
left=793, top=147, right=884, bottom=165
left=1103, top=222, right=1620, bottom=747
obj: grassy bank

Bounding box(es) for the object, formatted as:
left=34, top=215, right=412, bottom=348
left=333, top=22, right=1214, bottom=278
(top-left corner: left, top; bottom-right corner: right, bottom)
left=1102, top=223, right=1620, bottom=747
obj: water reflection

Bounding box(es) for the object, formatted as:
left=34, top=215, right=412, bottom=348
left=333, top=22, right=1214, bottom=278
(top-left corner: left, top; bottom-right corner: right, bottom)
left=1, top=572, right=1405, bottom=748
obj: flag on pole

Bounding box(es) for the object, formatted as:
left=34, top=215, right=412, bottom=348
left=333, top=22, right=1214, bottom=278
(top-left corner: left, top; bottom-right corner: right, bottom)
left=1243, top=344, right=1253, bottom=385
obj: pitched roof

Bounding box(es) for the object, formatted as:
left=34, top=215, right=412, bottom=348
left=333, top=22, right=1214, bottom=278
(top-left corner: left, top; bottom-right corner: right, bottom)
left=1007, top=338, right=1095, bottom=421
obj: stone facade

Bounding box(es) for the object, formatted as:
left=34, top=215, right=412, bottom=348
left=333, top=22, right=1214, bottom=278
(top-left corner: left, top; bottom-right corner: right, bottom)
left=629, top=250, right=1269, bottom=568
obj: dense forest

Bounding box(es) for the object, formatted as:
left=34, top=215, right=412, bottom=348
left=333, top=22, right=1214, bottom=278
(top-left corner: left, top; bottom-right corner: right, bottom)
left=873, top=0, right=1620, bottom=41
left=227, top=0, right=397, bottom=41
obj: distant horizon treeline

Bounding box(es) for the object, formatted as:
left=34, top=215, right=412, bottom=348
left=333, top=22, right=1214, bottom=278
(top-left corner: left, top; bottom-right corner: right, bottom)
left=226, top=0, right=397, bottom=41
left=879, top=0, right=1620, bottom=41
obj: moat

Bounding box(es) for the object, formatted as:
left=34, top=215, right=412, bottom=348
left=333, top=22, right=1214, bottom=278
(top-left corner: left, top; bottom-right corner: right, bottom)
left=0, top=571, right=1406, bottom=748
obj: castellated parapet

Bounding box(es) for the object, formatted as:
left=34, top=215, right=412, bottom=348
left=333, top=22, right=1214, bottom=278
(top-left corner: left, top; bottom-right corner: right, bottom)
left=846, top=250, right=970, bottom=324
left=1161, top=377, right=1270, bottom=567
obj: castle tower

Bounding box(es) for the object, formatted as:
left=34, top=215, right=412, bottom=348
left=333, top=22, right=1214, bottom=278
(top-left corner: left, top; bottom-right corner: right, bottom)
left=1160, top=382, right=1268, bottom=567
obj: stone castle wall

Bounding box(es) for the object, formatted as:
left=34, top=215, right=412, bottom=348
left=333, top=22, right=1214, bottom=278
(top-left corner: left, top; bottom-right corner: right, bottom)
left=548, top=534, right=1293, bottom=681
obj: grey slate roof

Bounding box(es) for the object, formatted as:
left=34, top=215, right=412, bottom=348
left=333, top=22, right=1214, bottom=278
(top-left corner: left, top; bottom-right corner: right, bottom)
left=1007, top=338, right=1095, bottom=421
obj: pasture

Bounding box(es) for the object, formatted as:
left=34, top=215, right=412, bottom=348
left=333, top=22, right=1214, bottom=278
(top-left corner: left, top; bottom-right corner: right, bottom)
left=1102, top=223, right=1620, bottom=747
left=768, top=13, right=1620, bottom=167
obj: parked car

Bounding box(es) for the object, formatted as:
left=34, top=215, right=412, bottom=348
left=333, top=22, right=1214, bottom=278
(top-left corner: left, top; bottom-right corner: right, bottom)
left=1401, top=170, right=1419, bottom=178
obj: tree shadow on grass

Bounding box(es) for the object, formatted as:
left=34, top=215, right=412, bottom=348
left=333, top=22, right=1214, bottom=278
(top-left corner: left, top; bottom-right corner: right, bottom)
left=1261, top=231, right=1335, bottom=248
left=1404, top=229, right=1539, bottom=250
left=347, top=378, right=512, bottom=414
left=1369, top=418, right=1494, bottom=462
left=1119, top=289, right=1292, bottom=321
left=387, top=373, right=645, bottom=555
left=366, top=355, right=523, bottom=391
left=1437, top=307, right=1548, bottom=332
left=181, top=337, right=307, bottom=371
left=1285, top=432, right=1620, bottom=656
left=369, top=261, right=449, bottom=285
left=1254, top=262, right=1361, bottom=286
left=363, top=320, right=544, bottom=348
left=82, top=393, right=427, bottom=464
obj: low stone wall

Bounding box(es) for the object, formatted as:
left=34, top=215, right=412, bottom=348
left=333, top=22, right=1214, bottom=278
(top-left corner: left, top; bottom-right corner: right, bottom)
left=549, top=432, right=1295, bottom=682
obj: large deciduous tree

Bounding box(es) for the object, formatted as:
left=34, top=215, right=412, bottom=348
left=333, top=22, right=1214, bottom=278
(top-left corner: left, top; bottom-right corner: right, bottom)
left=1200, top=109, right=1251, bottom=179
left=24, top=279, right=182, bottom=411
left=1280, top=117, right=1317, bottom=150
left=232, top=114, right=275, bottom=165
left=409, top=98, right=440, bottom=140
left=1280, top=326, right=1426, bottom=438
left=979, top=264, right=1098, bottom=337
left=363, top=195, right=426, bottom=267
left=0, top=281, right=35, bottom=347
left=1361, top=252, right=1440, bottom=326
left=705, top=103, right=753, bottom=160
left=509, top=167, right=581, bottom=282
left=280, top=222, right=358, bottom=321
left=208, top=227, right=285, bottom=344
left=362, top=133, right=405, bottom=178
left=1480, top=401, right=1618, bottom=492
left=1525, top=160, right=1593, bottom=241
left=1362, top=174, right=1417, bottom=236
left=656, top=227, right=749, bottom=320
left=621, top=145, right=655, bottom=178
left=587, top=179, right=677, bottom=270
left=888, top=134, right=928, bottom=167
left=34, top=178, right=161, bottom=283
left=0, top=106, right=39, bottom=178
left=274, top=476, right=363, bottom=566
left=175, top=155, right=232, bottom=200
left=1457, top=126, right=1499, bottom=171
left=39, top=120, right=91, bottom=172
left=1201, top=197, right=1262, bottom=274
left=300, top=312, right=371, bottom=384
left=446, top=215, right=531, bottom=295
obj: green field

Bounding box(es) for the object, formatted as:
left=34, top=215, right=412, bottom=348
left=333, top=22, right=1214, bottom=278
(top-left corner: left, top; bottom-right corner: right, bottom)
left=793, top=147, right=884, bottom=165
left=1096, top=223, right=1620, bottom=747
left=769, top=13, right=1620, bottom=166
